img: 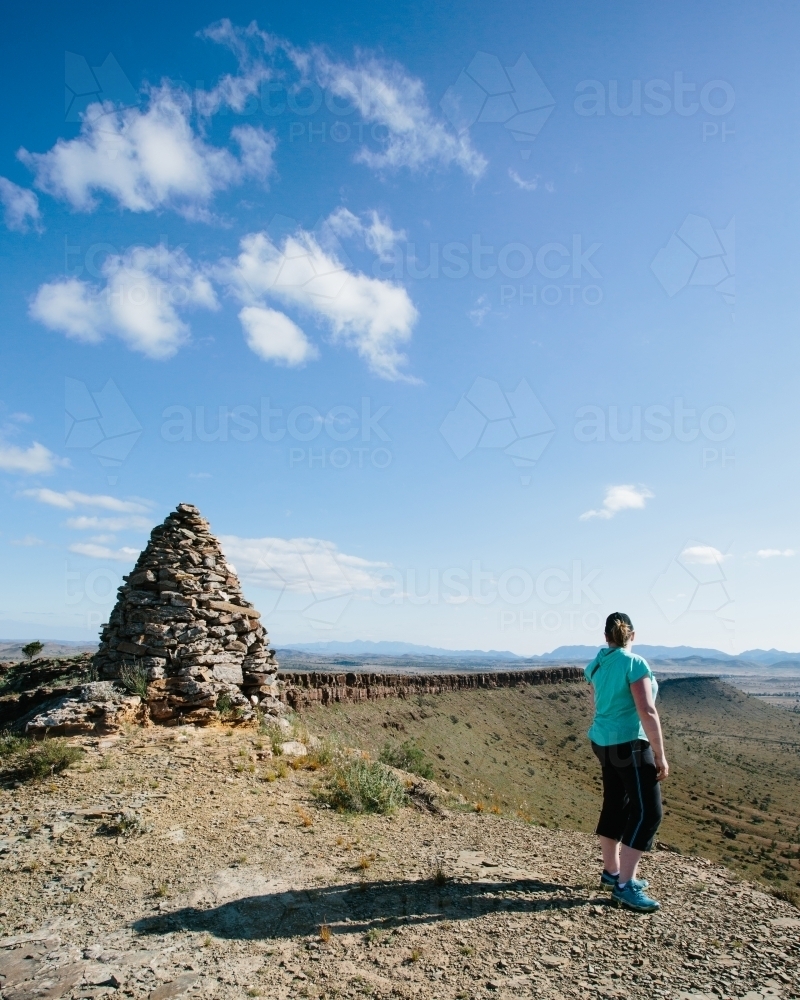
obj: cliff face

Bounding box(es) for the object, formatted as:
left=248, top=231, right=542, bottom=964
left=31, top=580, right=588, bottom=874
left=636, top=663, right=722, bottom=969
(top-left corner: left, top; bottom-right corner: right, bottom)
left=280, top=667, right=585, bottom=709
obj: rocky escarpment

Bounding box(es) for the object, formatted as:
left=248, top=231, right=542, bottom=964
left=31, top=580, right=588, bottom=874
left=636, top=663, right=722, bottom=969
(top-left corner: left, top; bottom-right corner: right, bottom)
left=94, top=503, right=280, bottom=724
left=280, top=666, right=584, bottom=709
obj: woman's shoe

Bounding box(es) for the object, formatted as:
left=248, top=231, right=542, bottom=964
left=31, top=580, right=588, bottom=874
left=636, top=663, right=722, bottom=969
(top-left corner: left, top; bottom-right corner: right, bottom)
left=611, top=882, right=661, bottom=912
left=600, top=870, right=649, bottom=890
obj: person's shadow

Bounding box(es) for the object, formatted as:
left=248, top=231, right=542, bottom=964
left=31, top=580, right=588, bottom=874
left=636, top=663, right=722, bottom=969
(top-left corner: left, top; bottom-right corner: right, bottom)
left=133, top=875, right=604, bottom=941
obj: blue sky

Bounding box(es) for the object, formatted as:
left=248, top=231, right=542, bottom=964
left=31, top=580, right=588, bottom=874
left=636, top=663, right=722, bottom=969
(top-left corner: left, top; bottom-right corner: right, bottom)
left=0, top=0, right=797, bottom=654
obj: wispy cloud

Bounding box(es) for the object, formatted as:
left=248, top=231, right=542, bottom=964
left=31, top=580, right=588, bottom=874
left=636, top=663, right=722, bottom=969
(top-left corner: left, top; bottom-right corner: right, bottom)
left=326, top=207, right=405, bottom=262
left=22, top=489, right=153, bottom=514
left=30, top=244, right=218, bottom=359
left=313, top=52, right=486, bottom=178
left=10, top=535, right=44, bottom=547
left=0, top=176, right=42, bottom=232
left=68, top=542, right=139, bottom=562
left=468, top=294, right=490, bottom=326
left=756, top=548, right=795, bottom=559
left=508, top=168, right=538, bottom=191
left=65, top=515, right=154, bottom=531
left=220, top=534, right=388, bottom=594
left=202, top=21, right=486, bottom=179
left=0, top=439, right=65, bottom=475
left=580, top=484, right=654, bottom=521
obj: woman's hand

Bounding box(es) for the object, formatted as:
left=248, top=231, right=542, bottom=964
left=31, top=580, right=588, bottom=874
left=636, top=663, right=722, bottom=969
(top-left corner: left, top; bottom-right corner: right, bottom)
left=655, top=754, right=669, bottom=781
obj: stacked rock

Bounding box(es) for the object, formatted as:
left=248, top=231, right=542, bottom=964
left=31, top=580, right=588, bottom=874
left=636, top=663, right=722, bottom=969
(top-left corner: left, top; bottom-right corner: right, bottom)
left=93, top=503, right=281, bottom=724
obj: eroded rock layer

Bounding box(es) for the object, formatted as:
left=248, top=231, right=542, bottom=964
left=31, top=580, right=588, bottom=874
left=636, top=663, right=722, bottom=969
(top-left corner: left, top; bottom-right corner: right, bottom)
left=93, top=503, right=279, bottom=723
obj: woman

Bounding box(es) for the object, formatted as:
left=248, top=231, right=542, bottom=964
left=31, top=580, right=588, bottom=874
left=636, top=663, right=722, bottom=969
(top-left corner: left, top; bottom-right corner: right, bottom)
left=585, top=612, right=668, bottom=913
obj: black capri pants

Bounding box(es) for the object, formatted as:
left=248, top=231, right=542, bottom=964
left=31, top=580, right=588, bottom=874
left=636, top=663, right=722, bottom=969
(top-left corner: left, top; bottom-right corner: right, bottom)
left=591, top=739, right=663, bottom=851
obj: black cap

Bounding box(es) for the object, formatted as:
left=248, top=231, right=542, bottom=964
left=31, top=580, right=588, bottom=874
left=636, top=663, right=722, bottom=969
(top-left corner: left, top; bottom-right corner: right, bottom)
left=605, top=612, right=633, bottom=632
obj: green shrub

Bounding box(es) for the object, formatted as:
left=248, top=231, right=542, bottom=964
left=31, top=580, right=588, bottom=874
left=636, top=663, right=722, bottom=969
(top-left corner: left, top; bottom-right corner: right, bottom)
left=216, top=692, right=234, bottom=718
left=120, top=660, right=148, bottom=699
left=379, top=739, right=434, bottom=779
left=319, top=759, right=407, bottom=814
left=0, top=731, right=31, bottom=758
left=0, top=734, right=84, bottom=783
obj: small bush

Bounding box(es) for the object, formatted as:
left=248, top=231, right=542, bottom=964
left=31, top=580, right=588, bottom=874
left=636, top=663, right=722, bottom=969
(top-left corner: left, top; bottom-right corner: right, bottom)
left=771, top=887, right=799, bottom=909
left=0, top=732, right=30, bottom=759
left=216, top=692, right=234, bottom=717
left=319, top=923, right=332, bottom=943
left=120, top=660, right=149, bottom=699
left=0, top=735, right=84, bottom=783
left=379, top=739, right=434, bottom=779
left=319, top=759, right=407, bottom=815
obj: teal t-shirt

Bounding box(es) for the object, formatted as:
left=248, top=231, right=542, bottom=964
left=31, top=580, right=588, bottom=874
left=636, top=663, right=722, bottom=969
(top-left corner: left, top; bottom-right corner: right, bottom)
left=584, top=646, right=658, bottom=746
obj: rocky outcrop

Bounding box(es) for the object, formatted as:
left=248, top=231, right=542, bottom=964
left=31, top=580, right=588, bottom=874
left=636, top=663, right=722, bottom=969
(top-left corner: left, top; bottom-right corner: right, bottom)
left=24, top=682, right=146, bottom=737
left=280, top=667, right=584, bottom=709
left=93, top=502, right=280, bottom=724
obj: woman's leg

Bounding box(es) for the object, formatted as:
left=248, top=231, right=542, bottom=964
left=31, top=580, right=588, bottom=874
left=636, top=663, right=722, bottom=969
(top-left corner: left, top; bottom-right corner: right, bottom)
left=599, top=835, right=621, bottom=874
left=591, top=742, right=628, bottom=870
left=619, top=844, right=644, bottom=883
left=617, top=742, right=663, bottom=883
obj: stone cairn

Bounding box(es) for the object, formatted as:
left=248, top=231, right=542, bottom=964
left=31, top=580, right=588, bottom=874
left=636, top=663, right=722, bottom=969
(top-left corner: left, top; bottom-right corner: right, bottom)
left=94, top=503, right=280, bottom=724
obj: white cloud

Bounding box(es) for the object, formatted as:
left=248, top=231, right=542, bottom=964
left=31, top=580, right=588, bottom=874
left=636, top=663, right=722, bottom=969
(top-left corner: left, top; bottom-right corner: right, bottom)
left=220, top=224, right=418, bottom=380
left=68, top=542, right=139, bottom=562
left=326, top=207, right=405, bottom=261
left=508, top=169, right=538, bottom=192
left=230, top=125, right=277, bottom=183
left=680, top=544, right=730, bottom=565
left=65, top=515, right=154, bottom=532
left=22, top=489, right=152, bottom=513
left=199, top=23, right=485, bottom=179
left=312, top=51, right=486, bottom=178
left=580, top=484, right=654, bottom=521
left=10, top=535, right=44, bottom=547
left=239, top=305, right=317, bottom=366
left=30, top=244, right=218, bottom=359
left=757, top=548, right=795, bottom=559
left=0, top=177, right=42, bottom=232
left=0, top=440, right=65, bottom=475
left=19, top=85, right=277, bottom=219
left=219, top=534, right=388, bottom=594
left=468, top=294, right=490, bottom=326
left=196, top=20, right=278, bottom=117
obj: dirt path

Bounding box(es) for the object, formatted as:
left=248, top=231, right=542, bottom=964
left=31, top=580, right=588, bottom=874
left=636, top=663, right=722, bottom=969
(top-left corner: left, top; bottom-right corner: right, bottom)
left=1, top=724, right=798, bottom=1000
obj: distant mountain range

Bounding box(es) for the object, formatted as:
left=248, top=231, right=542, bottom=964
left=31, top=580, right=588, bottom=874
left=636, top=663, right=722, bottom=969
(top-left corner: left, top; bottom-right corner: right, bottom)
left=279, top=640, right=800, bottom=666
left=3, top=636, right=799, bottom=668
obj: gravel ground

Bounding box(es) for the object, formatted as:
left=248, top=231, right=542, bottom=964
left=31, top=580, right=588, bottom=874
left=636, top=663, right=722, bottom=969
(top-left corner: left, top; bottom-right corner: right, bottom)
left=1, top=723, right=798, bottom=1000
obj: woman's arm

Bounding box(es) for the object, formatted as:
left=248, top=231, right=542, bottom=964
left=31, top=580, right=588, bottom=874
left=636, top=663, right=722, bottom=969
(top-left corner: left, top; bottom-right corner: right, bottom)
left=630, top=677, right=669, bottom=781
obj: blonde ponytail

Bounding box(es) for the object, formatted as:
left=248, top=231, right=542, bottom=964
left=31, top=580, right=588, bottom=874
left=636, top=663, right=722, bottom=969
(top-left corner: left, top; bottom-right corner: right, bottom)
left=605, top=612, right=634, bottom=647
